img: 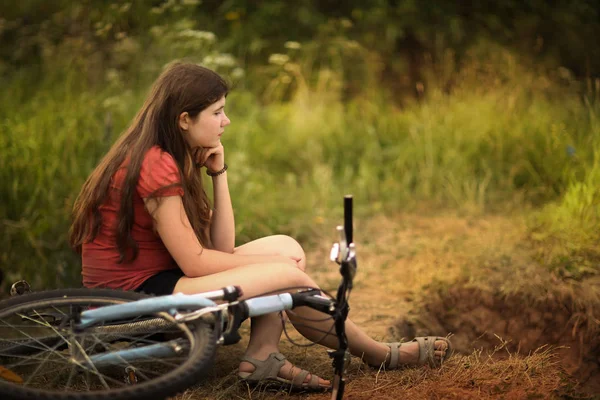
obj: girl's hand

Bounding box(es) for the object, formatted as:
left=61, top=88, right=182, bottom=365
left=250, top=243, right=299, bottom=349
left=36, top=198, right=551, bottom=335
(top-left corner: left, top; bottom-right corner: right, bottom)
left=196, top=144, right=225, bottom=174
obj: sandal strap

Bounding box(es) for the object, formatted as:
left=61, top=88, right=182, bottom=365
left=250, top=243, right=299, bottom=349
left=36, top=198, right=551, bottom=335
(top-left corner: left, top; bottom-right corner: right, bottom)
left=307, top=373, right=321, bottom=389
left=240, top=352, right=286, bottom=381
left=413, top=337, right=434, bottom=365
left=385, top=342, right=400, bottom=369
left=241, top=352, right=325, bottom=389
left=413, top=336, right=451, bottom=366
left=291, top=369, right=309, bottom=386
left=291, top=369, right=322, bottom=389
left=384, top=336, right=452, bottom=369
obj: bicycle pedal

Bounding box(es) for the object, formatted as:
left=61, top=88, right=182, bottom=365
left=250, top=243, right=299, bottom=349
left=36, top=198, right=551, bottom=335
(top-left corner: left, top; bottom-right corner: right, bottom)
left=125, top=366, right=138, bottom=385
left=10, top=280, right=32, bottom=296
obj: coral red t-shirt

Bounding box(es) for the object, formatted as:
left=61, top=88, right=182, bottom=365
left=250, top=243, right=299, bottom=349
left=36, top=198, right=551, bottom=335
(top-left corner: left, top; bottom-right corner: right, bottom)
left=82, top=146, right=184, bottom=291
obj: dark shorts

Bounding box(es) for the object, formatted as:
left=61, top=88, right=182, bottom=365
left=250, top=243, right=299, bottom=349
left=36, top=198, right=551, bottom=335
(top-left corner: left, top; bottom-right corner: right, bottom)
left=135, top=268, right=185, bottom=296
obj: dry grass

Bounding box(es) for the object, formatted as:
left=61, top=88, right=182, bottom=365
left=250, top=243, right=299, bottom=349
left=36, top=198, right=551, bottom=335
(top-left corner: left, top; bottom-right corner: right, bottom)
left=169, top=211, right=599, bottom=399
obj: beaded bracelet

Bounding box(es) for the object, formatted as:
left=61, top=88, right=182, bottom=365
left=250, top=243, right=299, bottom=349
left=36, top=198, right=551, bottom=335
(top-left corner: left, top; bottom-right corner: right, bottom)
left=206, top=163, right=228, bottom=177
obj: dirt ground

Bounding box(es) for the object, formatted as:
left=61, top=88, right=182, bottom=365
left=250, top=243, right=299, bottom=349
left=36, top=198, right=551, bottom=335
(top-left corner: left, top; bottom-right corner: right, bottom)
left=176, top=212, right=599, bottom=400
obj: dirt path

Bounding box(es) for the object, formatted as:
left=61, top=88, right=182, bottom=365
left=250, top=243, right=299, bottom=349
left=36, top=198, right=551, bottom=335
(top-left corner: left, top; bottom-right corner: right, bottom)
left=179, top=212, right=597, bottom=399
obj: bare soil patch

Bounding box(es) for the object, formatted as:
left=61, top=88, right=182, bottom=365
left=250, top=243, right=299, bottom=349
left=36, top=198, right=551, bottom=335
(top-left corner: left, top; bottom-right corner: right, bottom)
left=393, top=285, right=600, bottom=395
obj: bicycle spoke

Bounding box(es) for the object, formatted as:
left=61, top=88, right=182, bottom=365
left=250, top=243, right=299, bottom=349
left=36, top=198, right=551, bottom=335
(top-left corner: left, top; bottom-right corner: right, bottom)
left=1, top=339, right=69, bottom=369
left=8, top=341, right=67, bottom=370
left=16, top=312, right=64, bottom=333
left=24, top=348, right=57, bottom=386
left=0, top=337, right=59, bottom=355
left=88, top=341, right=158, bottom=383
left=0, top=318, right=70, bottom=360
left=27, top=310, right=70, bottom=344
left=4, top=356, right=69, bottom=368
left=33, top=363, right=75, bottom=388
left=50, top=305, right=68, bottom=318
left=83, top=370, right=91, bottom=391
left=85, top=369, right=127, bottom=389
left=0, top=324, right=63, bottom=328
left=44, top=363, right=126, bottom=390
left=65, top=364, right=77, bottom=390
left=70, top=338, right=111, bottom=390
left=0, top=324, right=64, bottom=354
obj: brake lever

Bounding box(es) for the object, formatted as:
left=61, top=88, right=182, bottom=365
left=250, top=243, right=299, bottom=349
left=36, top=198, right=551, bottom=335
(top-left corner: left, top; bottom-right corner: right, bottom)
left=330, top=226, right=348, bottom=264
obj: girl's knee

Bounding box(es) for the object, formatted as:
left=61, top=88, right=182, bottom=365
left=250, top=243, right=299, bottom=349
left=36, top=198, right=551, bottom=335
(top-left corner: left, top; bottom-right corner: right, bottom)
left=272, top=235, right=303, bottom=251
left=273, top=261, right=303, bottom=277
left=274, top=235, right=307, bottom=271
left=235, top=234, right=308, bottom=272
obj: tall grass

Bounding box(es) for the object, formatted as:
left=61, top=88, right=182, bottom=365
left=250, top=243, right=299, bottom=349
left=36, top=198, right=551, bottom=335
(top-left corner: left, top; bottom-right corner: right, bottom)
left=1, top=55, right=599, bottom=290
left=530, top=150, right=600, bottom=278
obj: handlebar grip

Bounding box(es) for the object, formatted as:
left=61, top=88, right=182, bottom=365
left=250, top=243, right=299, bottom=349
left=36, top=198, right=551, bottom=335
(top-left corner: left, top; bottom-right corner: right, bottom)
left=291, top=290, right=335, bottom=314
left=344, top=195, right=353, bottom=244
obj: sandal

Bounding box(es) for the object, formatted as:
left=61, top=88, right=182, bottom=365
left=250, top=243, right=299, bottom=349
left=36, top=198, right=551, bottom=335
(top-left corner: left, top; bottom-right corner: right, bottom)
left=238, top=352, right=331, bottom=392
left=384, top=336, right=453, bottom=368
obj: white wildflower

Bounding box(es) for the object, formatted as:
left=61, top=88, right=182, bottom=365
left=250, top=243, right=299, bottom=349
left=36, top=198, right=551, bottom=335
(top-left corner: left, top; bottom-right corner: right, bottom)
left=231, top=67, right=245, bottom=79
left=284, top=41, right=301, bottom=50
left=214, top=54, right=236, bottom=67
left=179, top=29, right=216, bottom=42
left=268, top=53, right=289, bottom=66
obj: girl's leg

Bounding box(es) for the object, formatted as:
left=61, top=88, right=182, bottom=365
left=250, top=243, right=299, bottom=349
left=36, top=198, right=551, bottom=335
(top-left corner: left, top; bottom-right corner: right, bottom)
left=234, top=234, right=307, bottom=271
left=232, top=235, right=447, bottom=365
left=232, top=235, right=322, bottom=383
left=173, top=263, right=447, bottom=373
left=230, top=233, right=306, bottom=355
left=175, top=263, right=329, bottom=385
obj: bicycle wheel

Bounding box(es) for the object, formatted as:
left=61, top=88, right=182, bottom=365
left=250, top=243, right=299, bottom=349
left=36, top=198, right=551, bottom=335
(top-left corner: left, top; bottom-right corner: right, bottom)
left=0, top=288, right=219, bottom=400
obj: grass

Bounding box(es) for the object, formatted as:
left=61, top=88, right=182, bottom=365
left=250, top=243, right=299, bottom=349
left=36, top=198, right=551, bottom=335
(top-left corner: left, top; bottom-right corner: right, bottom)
left=528, top=155, right=600, bottom=279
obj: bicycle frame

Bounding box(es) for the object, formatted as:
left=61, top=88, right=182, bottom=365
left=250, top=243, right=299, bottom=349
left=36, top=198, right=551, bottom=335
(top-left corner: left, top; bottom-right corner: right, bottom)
left=75, top=290, right=333, bottom=365
left=74, top=195, right=357, bottom=400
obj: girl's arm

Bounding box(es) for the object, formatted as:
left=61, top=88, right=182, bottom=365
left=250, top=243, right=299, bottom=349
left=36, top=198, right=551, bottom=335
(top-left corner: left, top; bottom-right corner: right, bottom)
left=144, top=196, right=297, bottom=277
left=196, top=143, right=234, bottom=253
left=209, top=171, right=235, bottom=253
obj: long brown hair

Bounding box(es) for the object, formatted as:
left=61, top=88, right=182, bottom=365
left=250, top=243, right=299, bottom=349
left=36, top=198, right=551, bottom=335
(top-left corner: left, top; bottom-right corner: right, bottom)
left=70, top=62, right=228, bottom=262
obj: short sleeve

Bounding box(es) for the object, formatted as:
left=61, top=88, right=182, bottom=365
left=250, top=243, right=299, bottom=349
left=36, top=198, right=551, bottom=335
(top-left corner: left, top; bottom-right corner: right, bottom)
left=137, top=146, right=185, bottom=198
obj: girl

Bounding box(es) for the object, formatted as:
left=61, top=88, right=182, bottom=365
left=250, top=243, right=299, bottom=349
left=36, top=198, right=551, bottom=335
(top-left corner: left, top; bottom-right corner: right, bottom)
left=70, top=62, right=451, bottom=391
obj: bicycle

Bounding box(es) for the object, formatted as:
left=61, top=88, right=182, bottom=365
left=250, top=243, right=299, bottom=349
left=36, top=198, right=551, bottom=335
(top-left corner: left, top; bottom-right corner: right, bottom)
left=0, top=196, right=358, bottom=400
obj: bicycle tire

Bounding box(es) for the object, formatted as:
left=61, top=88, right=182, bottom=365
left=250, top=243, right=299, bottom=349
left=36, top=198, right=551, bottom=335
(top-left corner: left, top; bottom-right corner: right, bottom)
left=0, top=288, right=219, bottom=400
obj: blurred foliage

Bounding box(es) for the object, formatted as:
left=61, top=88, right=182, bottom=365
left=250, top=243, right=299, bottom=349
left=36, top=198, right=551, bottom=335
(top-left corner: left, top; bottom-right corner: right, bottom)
left=2, top=0, right=600, bottom=97
left=0, top=0, right=599, bottom=290
left=530, top=146, right=600, bottom=280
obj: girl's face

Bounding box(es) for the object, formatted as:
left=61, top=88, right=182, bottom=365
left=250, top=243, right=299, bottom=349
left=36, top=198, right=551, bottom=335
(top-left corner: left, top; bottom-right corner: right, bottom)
left=179, top=96, right=230, bottom=148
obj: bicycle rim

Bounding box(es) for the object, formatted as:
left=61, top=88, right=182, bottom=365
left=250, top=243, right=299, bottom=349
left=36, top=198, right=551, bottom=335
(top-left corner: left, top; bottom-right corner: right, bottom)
left=0, top=288, right=218, bottom=400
